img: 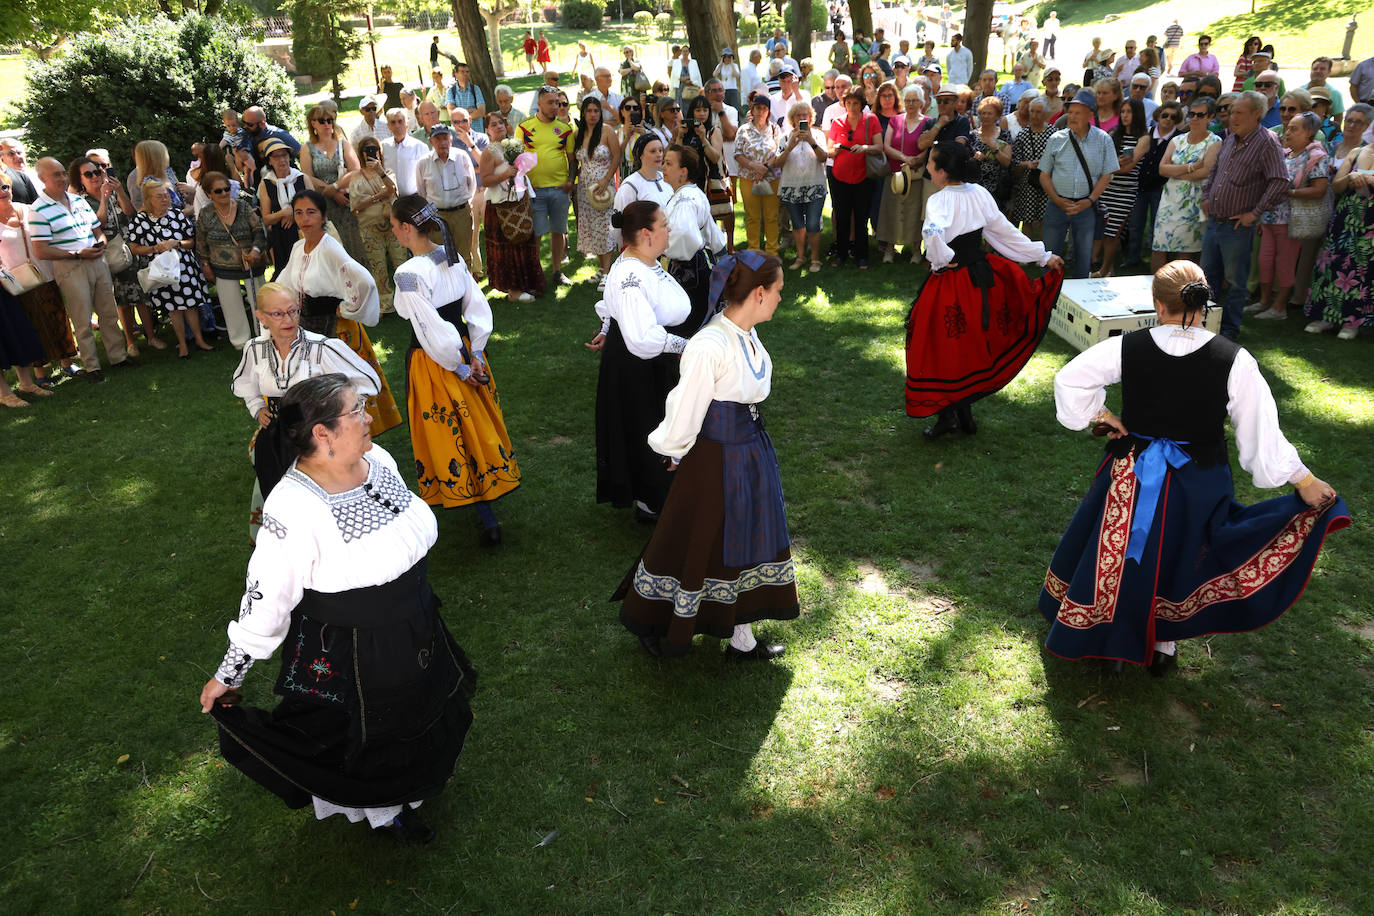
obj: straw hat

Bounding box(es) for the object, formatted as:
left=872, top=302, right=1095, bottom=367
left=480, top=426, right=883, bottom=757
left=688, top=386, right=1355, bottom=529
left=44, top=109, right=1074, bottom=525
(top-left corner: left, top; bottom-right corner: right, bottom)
left=890, top=163, right=917, bottom=197
left=588, top=184, right=615, bottom=211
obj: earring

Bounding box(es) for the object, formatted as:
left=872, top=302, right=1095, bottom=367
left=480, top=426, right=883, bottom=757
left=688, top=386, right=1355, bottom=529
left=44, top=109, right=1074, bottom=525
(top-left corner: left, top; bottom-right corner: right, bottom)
left=328, top=447, right=335, bottom=458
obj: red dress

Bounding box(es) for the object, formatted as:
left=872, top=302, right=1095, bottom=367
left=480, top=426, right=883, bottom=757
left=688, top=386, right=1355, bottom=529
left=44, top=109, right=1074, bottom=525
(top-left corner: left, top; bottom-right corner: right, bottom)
left=536, top=39, right=551, bottom=66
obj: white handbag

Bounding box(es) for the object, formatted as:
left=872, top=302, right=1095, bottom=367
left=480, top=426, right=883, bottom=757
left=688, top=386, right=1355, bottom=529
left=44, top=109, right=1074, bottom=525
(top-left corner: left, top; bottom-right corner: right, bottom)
left=138, top=248, right=181, bottom=292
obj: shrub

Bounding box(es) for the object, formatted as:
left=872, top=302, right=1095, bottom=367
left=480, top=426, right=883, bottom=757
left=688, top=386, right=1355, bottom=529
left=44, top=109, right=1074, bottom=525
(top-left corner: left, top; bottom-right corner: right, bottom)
left=16, top=14, right=301, bottom=177
left=739, top=14, right=759, bottom=42
left=810, top=0, right=825, bottom=32
left=608, top=0, right=655, bottom=21
left=653, top=11, right=673, bottom=41
left=560, top=0, right=603, bottom=29
left=759, top=11, right=783, bottom=36
left=632, top=9, right=654, bottom=36
left=541, top=6, right=560, bottom=22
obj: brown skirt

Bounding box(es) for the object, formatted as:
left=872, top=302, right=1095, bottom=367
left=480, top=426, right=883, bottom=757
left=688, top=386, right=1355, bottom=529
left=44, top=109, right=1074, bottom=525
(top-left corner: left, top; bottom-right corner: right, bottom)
left=615, top=436, right=799, bottom=657
left=484, top=201, right=547, bottom=297
left=16, top=281, right=78, bottom=361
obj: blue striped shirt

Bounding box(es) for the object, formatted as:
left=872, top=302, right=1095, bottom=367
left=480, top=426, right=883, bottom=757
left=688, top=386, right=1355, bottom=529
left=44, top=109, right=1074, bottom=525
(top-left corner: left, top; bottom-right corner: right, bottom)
left=27, top=191, right=99, bottom=252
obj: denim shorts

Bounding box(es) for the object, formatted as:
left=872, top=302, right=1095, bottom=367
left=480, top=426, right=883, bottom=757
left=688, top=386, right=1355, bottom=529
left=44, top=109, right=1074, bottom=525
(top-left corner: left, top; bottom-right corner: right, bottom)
left=783, top=195, right=826, bottom=234
left=530, top=185, right=570, bottom=236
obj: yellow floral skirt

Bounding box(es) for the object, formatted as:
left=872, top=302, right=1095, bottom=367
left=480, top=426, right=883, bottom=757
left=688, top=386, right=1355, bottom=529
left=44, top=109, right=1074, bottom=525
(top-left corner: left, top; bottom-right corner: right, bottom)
left=336, top=317, right=403, bottom=437
left=406, top=346, right=521, bottom=508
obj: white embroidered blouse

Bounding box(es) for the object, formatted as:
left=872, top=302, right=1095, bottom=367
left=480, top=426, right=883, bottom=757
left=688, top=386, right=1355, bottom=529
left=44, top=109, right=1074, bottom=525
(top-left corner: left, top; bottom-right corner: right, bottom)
left=394, top=248, right=493, bottom=377
left=922, top=182, right=1053, bottom=271
left=275, top=233, right=380, bottom=325
left=231, top=328, right=380, bottom=419
left=594, top=254, right=691, bottom=358
left=664, top=183, right=724, bottom=261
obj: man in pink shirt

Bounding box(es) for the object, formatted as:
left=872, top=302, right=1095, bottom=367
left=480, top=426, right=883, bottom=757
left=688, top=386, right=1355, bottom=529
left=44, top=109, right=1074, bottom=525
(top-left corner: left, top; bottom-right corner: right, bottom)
left=1178, top=35, right=1219, bottom=80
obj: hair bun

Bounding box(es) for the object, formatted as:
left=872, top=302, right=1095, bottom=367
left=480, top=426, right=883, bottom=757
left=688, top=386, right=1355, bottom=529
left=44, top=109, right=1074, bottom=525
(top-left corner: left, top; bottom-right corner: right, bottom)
left=609, top=209, right=624, bottom=229
left=1180, top=280, right=1212, bottom=313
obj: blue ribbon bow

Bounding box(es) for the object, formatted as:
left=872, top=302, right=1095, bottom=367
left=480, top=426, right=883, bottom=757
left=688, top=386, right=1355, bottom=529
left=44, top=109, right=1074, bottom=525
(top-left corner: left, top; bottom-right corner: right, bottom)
left=1127, top=436, right=1192, bottom=564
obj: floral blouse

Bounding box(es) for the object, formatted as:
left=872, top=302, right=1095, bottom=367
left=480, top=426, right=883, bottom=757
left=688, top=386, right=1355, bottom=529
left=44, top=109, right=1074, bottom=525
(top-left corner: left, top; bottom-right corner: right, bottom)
left=734, top=120, right=783, bottom=182
left=1261, top=143, right=1330, bottom=225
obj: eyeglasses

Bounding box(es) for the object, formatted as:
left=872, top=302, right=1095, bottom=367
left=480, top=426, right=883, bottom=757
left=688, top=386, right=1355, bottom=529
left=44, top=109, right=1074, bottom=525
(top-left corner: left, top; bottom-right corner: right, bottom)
left=1279, top=105, right=1299, bottom=114
left=558, top=102, right=570, bottom=108
left=666, top=106, right=681, bottom=113
left=1255, top=81, right=1277, bottom=89
left=314, top=117, right=335, bottom=124
left=260, top=306, right=302, bottom=320
left=1187, top=111, right=1209, bottom=119
left=1178, top=90, right=1194, bottom=98
left=0, top=185, right=11, bottom=192
left=210, top=186, right=232, bottom=194
left=333, top=395, right=370, bottom=423
left=1045, top=76, right=1061, bottom=82
left=623, top=104, right=640, bottom=111
left=1158, top=112, right=1179, bottom=120
left=1216, top=105, right=1231, bottom=113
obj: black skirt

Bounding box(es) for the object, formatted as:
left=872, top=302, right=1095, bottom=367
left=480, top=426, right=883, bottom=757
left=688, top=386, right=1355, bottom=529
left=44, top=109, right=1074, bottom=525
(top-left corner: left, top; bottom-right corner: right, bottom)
left=211, top=559, right=476, bottom=810
left=595, top=320, right=678, bottom=513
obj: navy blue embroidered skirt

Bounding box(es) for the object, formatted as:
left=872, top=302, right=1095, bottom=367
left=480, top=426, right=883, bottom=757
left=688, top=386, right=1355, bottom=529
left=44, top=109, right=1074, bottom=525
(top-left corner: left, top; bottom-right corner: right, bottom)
left=1037, top=449, right=1350, bottom=666
left=212, top=559, right=477, bottom=809
left=616, top=401, right=798, bottom=656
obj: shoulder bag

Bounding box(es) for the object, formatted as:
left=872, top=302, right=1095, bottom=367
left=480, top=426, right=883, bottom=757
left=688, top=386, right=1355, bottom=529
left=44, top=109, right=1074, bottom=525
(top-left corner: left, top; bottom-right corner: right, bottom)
left=864, top=115, right=891, bottom=181
left=102, top=196, right=134, bottom=275
left=1067, top=130, right=1109, bottom=230
left=1287, top=148, right=1333, bottom=240
left=0, top=210, right=50, bottom=295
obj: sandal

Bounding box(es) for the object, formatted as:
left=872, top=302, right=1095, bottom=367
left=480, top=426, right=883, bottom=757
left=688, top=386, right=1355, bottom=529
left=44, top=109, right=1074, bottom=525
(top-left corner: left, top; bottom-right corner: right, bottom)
left=809, top=260, right=822, bottom=272
left=789, top=257, right=805, bottom=270
left=16, top=386, right=53, bottom=398
left=1, top=393, right=30, bottom=408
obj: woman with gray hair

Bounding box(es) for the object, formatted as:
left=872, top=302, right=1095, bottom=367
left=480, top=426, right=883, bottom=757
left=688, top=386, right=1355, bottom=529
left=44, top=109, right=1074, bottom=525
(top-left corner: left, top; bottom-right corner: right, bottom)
left=1008, top=94, right=1056, bottom=237
left=777, top=102, right=828, bottom=270
left=1250, top=111, right=1329, bottom=320
left=1304, top=141, right=1374, bottom=339
left=878, top=85, right=928, bottom=263
left=126, top=177, right=213, bottom=358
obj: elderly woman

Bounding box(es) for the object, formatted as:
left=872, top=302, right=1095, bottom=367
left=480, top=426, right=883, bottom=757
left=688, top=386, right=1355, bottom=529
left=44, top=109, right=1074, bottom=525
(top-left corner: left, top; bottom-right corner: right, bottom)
left=734, top=96, right=784, bottom=256
left=231, top=282, right=380, bottom=543
left=257, top=139, right=314, bottom=275
left=878, top=86, right=929, bottom=264
left=478, top=113, right=543, bottom=303
left=1246, top=111, right=1329, bottom=321
left=1006, top=91, right=1034, bottom=142
left=572, top=97, right=620, bottom=286
left=196, top=170, right=268, bottom=349
left=1152, top=98, right=1221, bottom=270
left=74, top=152, right=163, bottom=355
left=300, top=103, right=366, bottom=265
left=1, top=174, right=76, bottom=387
left=1275, top=89, right=1313, bottom=139
left=127, top=177, right=213, bottom=358
left=970, top=95, right=1013, bottom=201
left=347, top=136, right=405, bottom=312
left=275, top=189, right=402, bottom=437
left=662, top=145, right=725, bottom=335
left=828, top=88, right=882, bottom=268
left=653, top=96, right=683, bottom=146
left=616, top=251, right=799, bottom=661
left=1008, top=95, right=1055, bottom=238
left=1093, top=77, right=1124, bottom=132
left=1094, top=99, right=1150, bottom=278
left=1040, top=261, right=1348, bottom=674
left=1330, top=103, right=1371, bottom=165
left=201, top=373, right=477, bottom=846
left=778, top=102, right=829, bottom=271
left=1304, top=144, right=1374, bottom=339
left=589, top=201, right=695, bottom=522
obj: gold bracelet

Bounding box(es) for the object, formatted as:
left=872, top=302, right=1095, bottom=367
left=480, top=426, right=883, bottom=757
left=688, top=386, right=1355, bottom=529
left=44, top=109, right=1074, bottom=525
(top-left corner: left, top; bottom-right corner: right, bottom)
left=1293, top=472, right=1316, bottom=490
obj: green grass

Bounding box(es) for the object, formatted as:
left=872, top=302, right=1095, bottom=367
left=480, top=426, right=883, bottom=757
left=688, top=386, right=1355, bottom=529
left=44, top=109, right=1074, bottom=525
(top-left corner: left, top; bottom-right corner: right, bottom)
left=2, top=201, right=1372, bottom=912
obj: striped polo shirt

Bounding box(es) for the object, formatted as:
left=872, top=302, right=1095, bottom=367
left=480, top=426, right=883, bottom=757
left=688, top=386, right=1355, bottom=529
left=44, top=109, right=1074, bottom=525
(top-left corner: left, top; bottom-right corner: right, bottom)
left=27, top=190, right=99, bottom=253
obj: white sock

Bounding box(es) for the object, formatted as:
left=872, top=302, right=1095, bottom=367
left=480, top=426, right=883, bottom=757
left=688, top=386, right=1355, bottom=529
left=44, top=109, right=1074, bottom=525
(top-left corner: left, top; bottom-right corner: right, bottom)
left=1153, top=640, right=1177, bottom=656
left=730, top=623, right=757, bottom=652
left=634, top=499, right=656, bottom=515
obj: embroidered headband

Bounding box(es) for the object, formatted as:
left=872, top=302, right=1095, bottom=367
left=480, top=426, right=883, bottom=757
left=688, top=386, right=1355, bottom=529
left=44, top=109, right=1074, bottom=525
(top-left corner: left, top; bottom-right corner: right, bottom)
left=707, top=249, right=768, bottom=314
left=410, top=201, right=441, bottom=228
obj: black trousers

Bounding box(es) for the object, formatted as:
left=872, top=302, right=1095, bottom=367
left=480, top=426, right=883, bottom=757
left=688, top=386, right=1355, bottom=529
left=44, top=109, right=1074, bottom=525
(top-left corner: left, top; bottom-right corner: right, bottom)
left=832, top=177, right=874, bottom=262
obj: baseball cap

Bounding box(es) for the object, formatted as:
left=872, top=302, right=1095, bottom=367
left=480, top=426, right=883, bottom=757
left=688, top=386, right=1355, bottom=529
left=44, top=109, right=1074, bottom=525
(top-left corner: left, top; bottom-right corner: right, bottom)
left=923, top=62, right=942, bottom=75
left=1068, top=88, right=1097, bottom=111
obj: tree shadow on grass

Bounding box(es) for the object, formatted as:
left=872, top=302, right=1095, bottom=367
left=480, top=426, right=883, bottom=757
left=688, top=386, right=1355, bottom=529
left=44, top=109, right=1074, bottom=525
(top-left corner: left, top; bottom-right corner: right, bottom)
left=1207, top=0, right=1359, bottom=40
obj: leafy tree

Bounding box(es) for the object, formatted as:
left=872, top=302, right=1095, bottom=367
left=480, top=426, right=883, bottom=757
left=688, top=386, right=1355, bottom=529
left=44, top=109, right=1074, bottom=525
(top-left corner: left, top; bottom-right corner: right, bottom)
left=0, top=0, right=248, bottom=59
left=738, top=13, right=759, bottom=42
left=653, top=11, right=674, bottom=41
left=559, top=0, right=603, bottom=29
left=292, top=0, right=366, bottom=99
left=15, top=14, right=301, bottom=175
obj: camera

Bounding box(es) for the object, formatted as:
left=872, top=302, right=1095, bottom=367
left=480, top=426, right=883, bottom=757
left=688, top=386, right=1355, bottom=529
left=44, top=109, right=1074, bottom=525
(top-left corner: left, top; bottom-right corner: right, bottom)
left=630, top=110, right=643, bottom=126
left=684, top=116, right=697, bottom=130
left=798, top=120, right=810, bottom=132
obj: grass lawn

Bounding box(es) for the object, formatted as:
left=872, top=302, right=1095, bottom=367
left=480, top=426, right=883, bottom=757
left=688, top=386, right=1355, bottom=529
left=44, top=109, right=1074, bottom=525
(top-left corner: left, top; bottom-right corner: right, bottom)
left=2, top=199, right=1372, bottom=912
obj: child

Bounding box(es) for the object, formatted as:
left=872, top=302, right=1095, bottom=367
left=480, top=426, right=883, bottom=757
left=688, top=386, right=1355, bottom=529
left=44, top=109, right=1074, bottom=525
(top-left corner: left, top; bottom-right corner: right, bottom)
left=220, top=109, right=247, bottom=153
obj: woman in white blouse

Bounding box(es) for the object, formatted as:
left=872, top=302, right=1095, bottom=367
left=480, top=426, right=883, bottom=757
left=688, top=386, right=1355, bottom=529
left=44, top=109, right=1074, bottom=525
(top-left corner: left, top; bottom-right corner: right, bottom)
left=663, top=144, right=726, bottom=335
left=231, top=282, right=380, bottom=545
left=389, top=195, right=520, bottom=547
left=274, top=188, right=402, bottom=438
left=616, top=251, right=799, bottom=660
left=905, top=142, right=1064, bottom=439
left=612, top=134, right=672, bottom=249
left=776, top=101, right=829, bottom=271
left=589, top=200, right=693, bottom=522
left=1040, top=261, right=1348, bottom=675
left=201, top=374, right=477, bottom=846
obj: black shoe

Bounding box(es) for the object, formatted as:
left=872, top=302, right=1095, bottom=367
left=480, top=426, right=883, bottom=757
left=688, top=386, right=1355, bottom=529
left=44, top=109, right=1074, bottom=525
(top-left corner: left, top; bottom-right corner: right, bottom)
left=922, top=410, right=959, bottom=440
left=638, top=634, right=663, bottom=657
left=111, top=357, right=140, bottom=369
left=1149, top=650, right=1178, bottom=678
left=955, top=404, right=977, bottom=434
left=634, top=506, right=658, bottom=524
left=726, top=640, right=785, bottom=661
left=84, top=369, right=106, bottom=384
left=377, top=806, right=435, bottom=845
left=478, top=524, right=502, bottom=548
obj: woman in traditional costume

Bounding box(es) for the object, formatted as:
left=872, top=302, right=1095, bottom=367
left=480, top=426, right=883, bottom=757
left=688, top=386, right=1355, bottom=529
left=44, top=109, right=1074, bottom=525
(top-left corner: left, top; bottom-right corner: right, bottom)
left=663, top=144, right=725, bottom=335
left=1039, top=262, right=1350, bottom=674
left=905, top=141, right=1064, bottom=438
left=589, top=200, right=692, bottom=522
left=274, top=189, right=402, bottom=438
left=616, top=251, right=799, bottom=660
left=231, top=282, right=380, bottom=544
left=389, top=194, right=521, bottom=547
left=200, top=374, right=477, bottom=845
left=611, top=134, right=672, bottom=249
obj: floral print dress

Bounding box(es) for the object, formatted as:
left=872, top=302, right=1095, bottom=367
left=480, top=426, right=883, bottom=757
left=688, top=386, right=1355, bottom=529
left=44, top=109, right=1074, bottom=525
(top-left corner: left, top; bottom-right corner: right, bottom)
left=1152, top=133, right=1220, bottom=253
left=1304, top=182, right=1374, bottom=328
left=575, top=143, right=614, bottom=256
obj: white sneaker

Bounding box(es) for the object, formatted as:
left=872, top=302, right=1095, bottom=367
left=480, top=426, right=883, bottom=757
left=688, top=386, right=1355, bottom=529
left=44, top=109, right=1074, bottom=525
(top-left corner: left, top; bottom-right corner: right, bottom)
left=1243, top=301, right=1267, bottom=314
left=515, top=292, right=535, bottom=302
left=597, top=275, right=607, bottom=291
left=1304, top=320, right=1334, bottom=334
left=882, top=250, right=894, bottom=264
left=1337, top=324, right=1360, bottom=340
left=1253, top=308, right=1288, bottom=320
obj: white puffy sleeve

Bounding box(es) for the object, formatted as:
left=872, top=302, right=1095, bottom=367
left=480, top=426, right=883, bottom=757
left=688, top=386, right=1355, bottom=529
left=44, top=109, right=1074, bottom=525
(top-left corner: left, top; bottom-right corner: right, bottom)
left=1053, top=336, right=1122, bottom=430
left=323, top=237, right=380, bottom=326
left=663, top=192, right=705, bottom=260
left=319, top=337, right=381, bottom=396
left=978, top=187, right=1053, bottom=265
left=921, top=191, right=956, bottom=270
left=394, top=263, right=468, bottom=372
left=1227, top=347, right=1308, bottom=488
left=216, top=492, right=314, bottom=687
left=460, top=266, right=494, bottom=356
left=608, top=268, right=688, bottom=359
left=647, top=329, right=726, bottom=458
left=231, top=345, right=267, bottom=418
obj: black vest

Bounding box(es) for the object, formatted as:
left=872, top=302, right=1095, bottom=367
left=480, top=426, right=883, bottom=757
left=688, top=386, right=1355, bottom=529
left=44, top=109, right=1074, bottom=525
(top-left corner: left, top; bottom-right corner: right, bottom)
left=1119, top=328, right=1238, bottom=466
left=409, top=299, right=470, bottom=356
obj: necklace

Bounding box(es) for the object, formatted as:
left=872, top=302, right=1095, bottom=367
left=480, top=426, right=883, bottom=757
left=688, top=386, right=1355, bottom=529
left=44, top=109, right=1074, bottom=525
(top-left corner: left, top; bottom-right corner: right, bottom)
left=267, top=330, right=303, bottom=390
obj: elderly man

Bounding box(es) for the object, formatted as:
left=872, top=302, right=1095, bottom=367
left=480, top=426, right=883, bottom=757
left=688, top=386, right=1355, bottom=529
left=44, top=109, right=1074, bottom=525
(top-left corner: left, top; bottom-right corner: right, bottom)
left=1351, top=54, right=1374, bottom=106
left=999, top=62, right=1036, bottom=112
left=0, top=138, right=38, bottom=205
left=1200, top=90, right=1288, bottom=340
left=381, top=108, right=428, bottom=196
left=26, top=158, right=132, bottom=380
left=946, top=34, right=974, bottom=89
left=450, top=108, right=488, bottom=278
left=528, top=71, right=563, bottom=115
left=242, top=106, right=300, bottom=165
left=518, top=84, right=574, bottom=287
left=583, top=67, right=623, bottom=126
left=350, top=95, right=390, bottom=150
left=922, top=63, right=943, bottom=116
left=1113, top=40, right=1140, bottom=83
left=417, top=124, right=476, bottom=267
left=771, top=67, right=808, bottom=126
left=812, top=69, right=840, bottom=124
left=445, top=61, right=487, bottom=133
left=1241, top=48, right=1282, bottom=94
left=411, top=100, right=442, bottom=143
left=820, top=74, right=856, bottom=129
left=1019, top=39, right=1047, bottom=86
left=1038, top=89, right=1117, bottom=278
left=1129, top=72, right=1158, bottom=124
left=1251, top=72, right=1282, bottom=128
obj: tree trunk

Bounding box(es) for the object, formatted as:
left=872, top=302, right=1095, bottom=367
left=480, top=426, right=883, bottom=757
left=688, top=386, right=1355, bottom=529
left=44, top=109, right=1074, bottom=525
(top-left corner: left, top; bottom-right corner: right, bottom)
left=790, top=0, right=810, bottom=63
left=480, top=5, right=520, bottom=79
left=849, top=0, right=872, bottom=41
left=962, top=0, right=995, bottom=79
left=682, top=0, right=734, bottom=83
left=451, top=0, right=500, bottom=111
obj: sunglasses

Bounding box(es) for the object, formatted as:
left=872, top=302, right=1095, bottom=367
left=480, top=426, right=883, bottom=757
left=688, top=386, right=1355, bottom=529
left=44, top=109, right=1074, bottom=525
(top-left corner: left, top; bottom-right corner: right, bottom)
left=1187, top=111, right=1209, bottom=119
left=1279, top=105, right=1299, bottom=113
left=1158, top=112, right=1179, bottom=120
left=558, top=102, right=570, bottom=108
left=1255, top=81, right=1277, bottom=89
left=1217, top=105, right=1232, bottom=112
left=314, top=117, right=335, bottom=124
left=79, top=168, right=102, bottom=179
left=210, top=186, right=232, bottom=194
left=666, top=106, right=681, bottom=112
left=623, top=104, right=640, bottom=110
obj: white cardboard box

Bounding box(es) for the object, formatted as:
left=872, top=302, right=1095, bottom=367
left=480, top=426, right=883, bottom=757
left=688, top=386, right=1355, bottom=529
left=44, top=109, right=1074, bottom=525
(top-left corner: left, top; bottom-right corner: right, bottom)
left=1049, top=276, right=1221, bottom=352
